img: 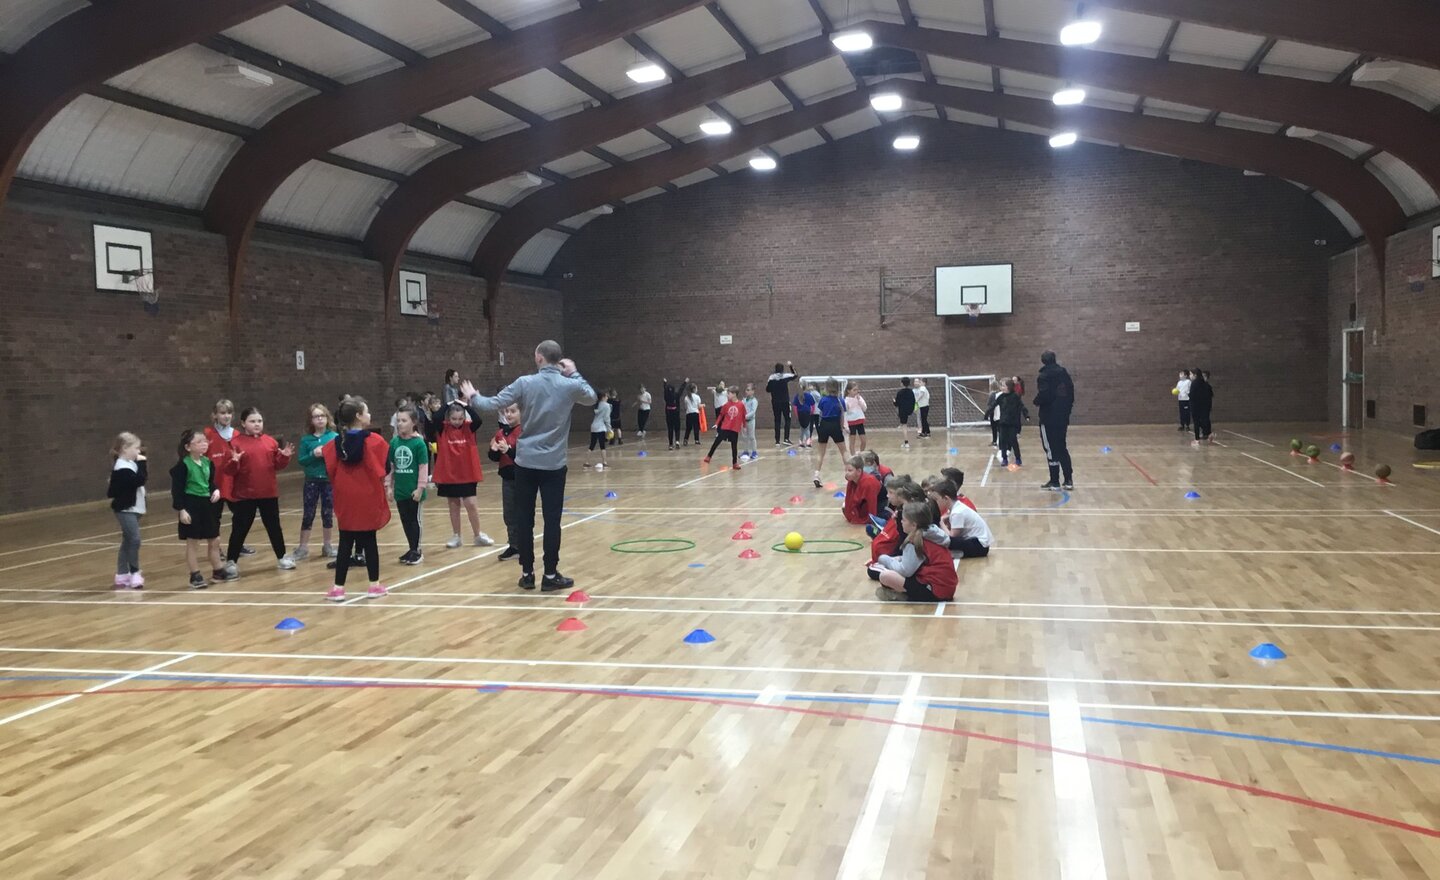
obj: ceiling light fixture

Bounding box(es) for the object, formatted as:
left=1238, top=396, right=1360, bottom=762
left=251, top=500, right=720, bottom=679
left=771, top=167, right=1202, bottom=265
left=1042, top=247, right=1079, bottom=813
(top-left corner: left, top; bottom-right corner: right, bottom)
left=204, top=62, right=274, bottom=89
left=389, top=125, right=437, bottom=149
left=505, top=172, right=543, bottom=189
left=1059, top=20, right=1102, bottom=46
left=1052, top=87, right=1087, bottom=106
left=699, top=119, right=733, bottom=136
left=1351, top=60, right=1403, bottom=83
left=591, top=205, right=615, bottom=215
left=831, top=30, right=873, bottom=53
left=870, top=92, right=903, bottom=112
left=626, top=62, right=668, bottom=84
left=749, top=155, right=777, bottom=171
left=1285, top=125, right=1319, bottom=138
left=893, top=135, right=920, bottom=151
left=1048, top=131, right=1078, bottom=148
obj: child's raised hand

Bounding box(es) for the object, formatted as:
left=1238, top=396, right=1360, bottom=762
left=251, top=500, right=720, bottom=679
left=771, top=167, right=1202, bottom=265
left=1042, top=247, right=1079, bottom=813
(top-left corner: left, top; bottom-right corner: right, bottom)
left=179, top=510, right=192, bottom=525
left=280, top=442, right=296, bottom=457
left=459, top=379, right=477, bottom=399
left=231, top=448, right=244, bottom=461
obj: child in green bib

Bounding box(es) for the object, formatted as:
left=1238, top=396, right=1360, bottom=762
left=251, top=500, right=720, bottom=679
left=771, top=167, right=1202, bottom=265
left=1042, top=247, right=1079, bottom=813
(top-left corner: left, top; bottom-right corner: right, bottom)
left=388, top=406, right=430, bottom=565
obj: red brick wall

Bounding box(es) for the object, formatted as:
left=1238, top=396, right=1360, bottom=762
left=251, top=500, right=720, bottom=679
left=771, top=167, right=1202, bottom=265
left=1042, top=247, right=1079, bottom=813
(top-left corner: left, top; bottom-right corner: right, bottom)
left=1327, top=224, right=1439, bottom=433
left=552, top=120, right=1345, bottom=431
left=0, top=197, right=561, bottom=512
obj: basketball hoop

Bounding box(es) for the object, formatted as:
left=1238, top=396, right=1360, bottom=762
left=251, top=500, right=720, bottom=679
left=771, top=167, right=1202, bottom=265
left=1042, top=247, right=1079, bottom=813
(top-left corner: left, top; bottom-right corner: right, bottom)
left=427, top=305, right=440, bottom=326
left=964, top=303, right=983, bottom=323
left=120, top=269, right=158, bottom=315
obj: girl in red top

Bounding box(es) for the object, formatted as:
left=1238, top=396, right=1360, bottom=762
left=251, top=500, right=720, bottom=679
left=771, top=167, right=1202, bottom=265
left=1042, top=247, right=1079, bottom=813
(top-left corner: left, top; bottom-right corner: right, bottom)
left=204, top=398, right=248, bottom=567
left=323, top=397, right=391, bottom=602
left=842, top=456, right=883, bottom=525
left=871, top=501, right=958, bottom=602
left=703, top=386, right=746, bottom=469
left=223, top=407, right=296, bottom=574
left=432, top=400, right=493, bottom=549
left=488, top=403, right=523, bottom=560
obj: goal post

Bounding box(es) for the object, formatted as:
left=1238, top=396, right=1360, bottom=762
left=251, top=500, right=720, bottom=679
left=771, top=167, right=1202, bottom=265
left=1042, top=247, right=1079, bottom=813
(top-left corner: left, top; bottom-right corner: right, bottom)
left=797, top=373, right=951, bottom=430
left=946, top=374, right=998, bottom=427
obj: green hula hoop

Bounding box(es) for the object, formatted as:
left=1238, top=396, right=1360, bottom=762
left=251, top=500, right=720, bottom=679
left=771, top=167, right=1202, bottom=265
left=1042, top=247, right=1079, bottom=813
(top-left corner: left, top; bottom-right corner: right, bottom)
left=611, top=538, right=698, bottom=554
left=770, top=539, right=866, bottom=555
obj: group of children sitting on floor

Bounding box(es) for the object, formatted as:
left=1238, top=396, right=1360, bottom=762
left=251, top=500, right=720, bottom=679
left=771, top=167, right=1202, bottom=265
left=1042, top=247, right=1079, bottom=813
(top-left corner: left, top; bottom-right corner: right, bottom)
left=841, top=452, right=993, bottom=603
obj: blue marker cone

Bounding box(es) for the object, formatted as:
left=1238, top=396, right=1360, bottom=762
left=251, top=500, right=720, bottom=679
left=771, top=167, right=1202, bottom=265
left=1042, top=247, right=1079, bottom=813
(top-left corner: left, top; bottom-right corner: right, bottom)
left=1101, top=446, right=1113, bottom=453
left=1184, top=491, right=1201, bottom=500
left=1330, top=443, right=1343, bottom=453
left=683, top=628, right=716, bottom=644
left=275, top=617, right=305, bottom=631
left=1249, top=642, right=1286, bottom=661
left=948, top=447, right=958, bottom=455
left=637, top=450, right=647, bottom=457
left=687, top=562, right=706, bottom=568
left=833, top=491, right=846, bottom=499
left=604, top=491, right=618, bottom=499
left=787, top=448, right=798, bottom=456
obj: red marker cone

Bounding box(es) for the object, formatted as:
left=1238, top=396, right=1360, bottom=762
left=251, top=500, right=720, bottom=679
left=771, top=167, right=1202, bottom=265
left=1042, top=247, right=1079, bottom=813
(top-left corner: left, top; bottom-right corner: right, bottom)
left=731, top=530, right=753, bottom=540
left=556, top=617, right=587, bottom=632
left=565, top=590, right=590, bottom=604
left=789, top=495, right=805, bottom=504
left=770, top=506, right=786, bottom=515
left=739, top=521, right=757, bottom=530
left=738, top=548, right=761, bottom=559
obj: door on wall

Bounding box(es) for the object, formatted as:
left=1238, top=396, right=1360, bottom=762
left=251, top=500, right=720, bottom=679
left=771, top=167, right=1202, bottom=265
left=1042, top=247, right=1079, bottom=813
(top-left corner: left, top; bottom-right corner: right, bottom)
left=1343, top=329, right=1364, bottom=428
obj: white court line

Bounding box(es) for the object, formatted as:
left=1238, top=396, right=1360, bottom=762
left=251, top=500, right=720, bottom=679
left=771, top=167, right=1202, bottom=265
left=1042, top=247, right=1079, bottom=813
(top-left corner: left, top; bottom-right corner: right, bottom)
left=1222, top=430, right=1276, bottom=447
left=6, top=662, right=1440, bottom=724
left=1236, top=451, right=1326, bottom=487
left=11, top=594, right=1440, bottom=631
left=837, top=673, right=924, bottom=880
left=1387, top=510, right=1440, bottom=538
left=674, top=460, right=764, bottom=488
left=932, top=604, right=946, bottom=617
left=980, top=449, right=996, bottom=487
left=755, top=684, right=783, bottom=705
left=0, top=654, right=194, bottom=728
left=10, top=646, right=1440, bottom=699
left=1048, top=680, right=1108, bottom=880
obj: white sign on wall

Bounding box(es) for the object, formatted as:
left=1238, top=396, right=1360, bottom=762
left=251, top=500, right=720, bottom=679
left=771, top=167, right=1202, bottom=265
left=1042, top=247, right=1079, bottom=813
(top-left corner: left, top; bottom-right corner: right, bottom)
left=719, top=335, right=733, bottom=345
left=1125, top=322, right=1140, bottom=332
left=295, top=351, right=305, bottom=371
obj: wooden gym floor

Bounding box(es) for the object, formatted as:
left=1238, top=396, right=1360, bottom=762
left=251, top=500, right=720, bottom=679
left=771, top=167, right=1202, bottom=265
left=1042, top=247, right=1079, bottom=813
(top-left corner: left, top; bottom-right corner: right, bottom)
left=2, top=423, right=1440, bottom=879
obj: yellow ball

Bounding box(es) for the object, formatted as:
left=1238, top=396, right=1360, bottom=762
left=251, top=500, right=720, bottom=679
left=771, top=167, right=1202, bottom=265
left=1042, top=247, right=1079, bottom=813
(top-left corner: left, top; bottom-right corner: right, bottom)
left=606, top=430, right=615, bottom=440
left=1171, top=387, right=1180, bottom=396
left=784, top=532, right=804, bottom=551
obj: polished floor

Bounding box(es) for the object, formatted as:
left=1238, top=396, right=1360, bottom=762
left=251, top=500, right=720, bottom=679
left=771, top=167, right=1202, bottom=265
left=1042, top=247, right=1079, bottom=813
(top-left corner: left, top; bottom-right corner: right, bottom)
left=2, top=423, right=1440, bottom=879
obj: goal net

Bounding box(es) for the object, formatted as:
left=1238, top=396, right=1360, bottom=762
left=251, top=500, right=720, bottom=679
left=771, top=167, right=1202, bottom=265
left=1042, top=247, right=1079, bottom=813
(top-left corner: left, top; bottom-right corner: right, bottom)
left=945, top=374, right=999, bottom=428
left=796, top=373, right=950, bottom=431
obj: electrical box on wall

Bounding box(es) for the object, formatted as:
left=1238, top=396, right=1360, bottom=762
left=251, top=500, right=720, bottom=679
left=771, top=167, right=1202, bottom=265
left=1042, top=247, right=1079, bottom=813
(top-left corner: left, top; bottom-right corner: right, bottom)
left=720, top=335, right=733, bottom=345
left=1125, top=322, right=1140, bottom=332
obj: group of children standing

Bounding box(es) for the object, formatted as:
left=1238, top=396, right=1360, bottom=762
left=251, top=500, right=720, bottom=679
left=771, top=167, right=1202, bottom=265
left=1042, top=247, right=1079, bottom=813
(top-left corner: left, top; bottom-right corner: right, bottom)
left=839, top=458, right=993, bottom=602
left=105, top=371, right=538, bottom=598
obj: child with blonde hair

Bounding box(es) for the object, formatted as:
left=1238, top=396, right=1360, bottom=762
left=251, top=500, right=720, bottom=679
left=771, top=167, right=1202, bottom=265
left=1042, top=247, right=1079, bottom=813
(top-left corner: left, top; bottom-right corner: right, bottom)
left=293, top=403, right=338, bottom=561
left=107, top=432, right=148, bottom=589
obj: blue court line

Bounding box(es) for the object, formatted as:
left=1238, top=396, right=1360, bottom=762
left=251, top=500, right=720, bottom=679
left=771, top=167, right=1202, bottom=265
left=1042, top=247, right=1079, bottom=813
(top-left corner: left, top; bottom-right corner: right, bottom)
left=1048, top=490, right=1071, bottom=508
left=6, top=674, right=1436, bottom=767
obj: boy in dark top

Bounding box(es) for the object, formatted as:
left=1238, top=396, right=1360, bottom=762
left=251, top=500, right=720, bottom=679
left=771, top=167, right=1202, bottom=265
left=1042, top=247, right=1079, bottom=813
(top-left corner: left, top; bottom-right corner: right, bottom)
left=988, top=379, right=1030, bottom=468
left=894, top=377, right=917, bottom=449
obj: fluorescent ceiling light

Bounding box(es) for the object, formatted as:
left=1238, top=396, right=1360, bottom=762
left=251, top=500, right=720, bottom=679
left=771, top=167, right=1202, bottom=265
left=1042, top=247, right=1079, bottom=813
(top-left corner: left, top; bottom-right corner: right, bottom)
left=1243, top=170, right=1264, bottom=177
left=699, top=119, right=733, bottom=136
left=626, top=62, right=668, bottom=84
left=1351, top=61, right=1403, bottom=83
left=1285, top=126, right=1319, bottom=138
left=506, top=172, right=543, bottom=189
left=591, top=205, right=615, bottom=215
left=1048, top=131, right=1078, bottom=148
left=870, top=92, right=903, bottom=112
left=1052, top=87, right=1086, bottom=106
left=389, top=126, right=437, bottom=149
left=831, top=30, right=873, bottom=53
left=1059, top=20, right=1102, bottom=46
left=204, top=62, right=274, bottom=89
left=749, top=155, right=777, bottom=171
left=893, top=135, right=920, bottom=151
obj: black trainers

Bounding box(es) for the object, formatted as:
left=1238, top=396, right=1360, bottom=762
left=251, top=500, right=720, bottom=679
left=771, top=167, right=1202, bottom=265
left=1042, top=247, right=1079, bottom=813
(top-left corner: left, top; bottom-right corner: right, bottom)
left=498, top=546, right=520, bottom=561
left=239, top=545, right=257, bottom=556
left=541, top=572, right=574, bottom=592
left=517, top=572, right=536, bottom=590
left=189, top=571, right=208, bottom=590
left=1040, top=481, right=1061, bottom=491
left=397, top=551, right=414, bottom=565
left=407, top=550, right=423, bottom=565
left=213, top=567, right=235, bottom=582
left=1062, top=481, right=1074, bottom=491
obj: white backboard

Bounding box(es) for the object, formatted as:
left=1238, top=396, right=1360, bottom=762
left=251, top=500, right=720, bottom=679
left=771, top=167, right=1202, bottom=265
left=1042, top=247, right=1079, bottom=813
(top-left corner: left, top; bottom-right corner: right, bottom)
left=936, top=263, right=1013, bottom=315
left=93, top=223, right=152, bottom=292
left=399, top=270, right=428, bottom=316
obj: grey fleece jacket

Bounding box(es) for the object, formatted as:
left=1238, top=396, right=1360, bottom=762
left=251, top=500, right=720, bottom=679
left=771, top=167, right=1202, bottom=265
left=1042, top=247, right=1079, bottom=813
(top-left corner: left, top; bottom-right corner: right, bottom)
left=469, top=365, right=597, bottom=470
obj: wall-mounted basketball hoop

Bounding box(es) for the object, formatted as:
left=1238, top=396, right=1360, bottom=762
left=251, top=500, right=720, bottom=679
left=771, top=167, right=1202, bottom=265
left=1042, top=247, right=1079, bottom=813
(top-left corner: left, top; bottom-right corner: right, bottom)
left=119, top=269, right=158, bottom=315
left=964, top=303, right=983, bottom=323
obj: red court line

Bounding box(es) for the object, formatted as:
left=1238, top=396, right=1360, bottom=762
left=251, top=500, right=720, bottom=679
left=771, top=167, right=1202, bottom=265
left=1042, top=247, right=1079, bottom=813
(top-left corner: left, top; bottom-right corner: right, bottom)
left=2, top=679, right=1437, bottom=839
left=1122, top=454, right=1159, bottom=486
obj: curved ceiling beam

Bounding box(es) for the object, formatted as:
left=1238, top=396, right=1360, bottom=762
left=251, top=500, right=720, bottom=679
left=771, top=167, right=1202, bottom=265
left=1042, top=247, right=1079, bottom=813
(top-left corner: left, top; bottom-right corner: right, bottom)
left=365, top=35, right=836, bottom=294
left=201, top=0, right=708, bottom=303
left=870, top=21, right=1440, bottom=198
left=892, top=80, right=1402, bottom=274
left=472, top=89, right=873, bottom=289
left=1083, top=0, right=1440, bottom=72
left=0, top=0, right=288, bottom=211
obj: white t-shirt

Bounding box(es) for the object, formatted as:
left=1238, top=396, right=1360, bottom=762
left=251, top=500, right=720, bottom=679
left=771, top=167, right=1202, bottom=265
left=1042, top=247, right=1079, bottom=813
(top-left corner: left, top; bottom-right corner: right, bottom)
left=947, top=503, right=992, bottom=548
left=844, top=394, right=867, bottom=423
left=713, top=388, right=728, bottom=408
left=914, top=385, right=930, bottom=407
left=1176, top=378, right=1191, bottom=401
left=639, top=392, right=652, bottom=410
left=685, top=393, right=702, bottom=414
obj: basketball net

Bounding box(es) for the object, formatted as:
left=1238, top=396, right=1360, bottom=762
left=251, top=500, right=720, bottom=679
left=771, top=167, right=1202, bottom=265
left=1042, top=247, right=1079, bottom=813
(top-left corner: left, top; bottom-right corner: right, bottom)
left=123, top=269, right=158, bottom=313
left=965, top=303, right=982, bottom=323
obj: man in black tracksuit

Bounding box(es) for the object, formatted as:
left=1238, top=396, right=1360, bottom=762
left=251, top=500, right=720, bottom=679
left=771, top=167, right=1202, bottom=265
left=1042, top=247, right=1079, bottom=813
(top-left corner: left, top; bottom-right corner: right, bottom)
left=765, top=360, right=797, bottom=446
left=1034, top=350, right=1075, bottom=491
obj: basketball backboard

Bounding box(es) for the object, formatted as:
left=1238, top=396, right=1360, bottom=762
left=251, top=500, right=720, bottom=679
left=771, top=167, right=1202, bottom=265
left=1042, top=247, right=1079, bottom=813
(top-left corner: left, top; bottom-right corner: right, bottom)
left=399, top=270, right=428, bottom=316
left=93, top=223, right=153, bottom=293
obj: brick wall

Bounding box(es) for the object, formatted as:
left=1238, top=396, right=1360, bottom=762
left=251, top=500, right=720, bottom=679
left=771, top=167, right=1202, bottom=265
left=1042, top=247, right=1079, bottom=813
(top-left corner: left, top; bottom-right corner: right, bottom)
left=553, top=119, right=1345, bottom=431
left=1327, top=224, right=1439, bottom=433
left=0, top=195, right=561, bottom=512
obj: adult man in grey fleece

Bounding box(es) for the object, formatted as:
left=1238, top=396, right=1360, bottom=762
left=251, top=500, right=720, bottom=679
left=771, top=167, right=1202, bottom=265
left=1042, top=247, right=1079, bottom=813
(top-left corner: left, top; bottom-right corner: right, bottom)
left=462, top=340, right=596, bottom=592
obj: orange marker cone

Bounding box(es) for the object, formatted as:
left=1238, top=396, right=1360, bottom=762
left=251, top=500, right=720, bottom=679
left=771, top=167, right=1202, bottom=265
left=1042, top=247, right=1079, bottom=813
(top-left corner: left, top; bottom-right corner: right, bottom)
left=789, top=495, right=805, bottom=504
left=738, top=549, right=761, bottom=559
left=565, top=590, right=590, bottom=604
left=557, top=617, right=587, bottom=632
left=770, top=506, right=786, bottom=515
left=739, top=521, right=757, bottom=530
left=731, top=530, right=753, bottom=540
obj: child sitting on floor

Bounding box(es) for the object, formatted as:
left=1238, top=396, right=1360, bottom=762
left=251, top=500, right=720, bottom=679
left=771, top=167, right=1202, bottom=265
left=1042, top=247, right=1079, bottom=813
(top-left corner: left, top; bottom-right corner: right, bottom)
left=842, top=455, right=884, bottom=525
left=870, top=501, right=958, bottom=602
left=868, top=476, right=925, bottom=571
left=939, top=467, right=978, bottom=511
left=861, top=449, right=894, bottom=482
left=927, top=477, right=993, bottom=558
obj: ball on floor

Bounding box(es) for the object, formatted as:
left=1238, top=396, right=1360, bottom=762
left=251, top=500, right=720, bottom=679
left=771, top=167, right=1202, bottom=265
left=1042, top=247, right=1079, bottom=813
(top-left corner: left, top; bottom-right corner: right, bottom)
left=1340, top=452, right=1355, bottom=468
left=784, top=532, right=804, bottom=551
left=1376, top=464, right=1392, bottom=480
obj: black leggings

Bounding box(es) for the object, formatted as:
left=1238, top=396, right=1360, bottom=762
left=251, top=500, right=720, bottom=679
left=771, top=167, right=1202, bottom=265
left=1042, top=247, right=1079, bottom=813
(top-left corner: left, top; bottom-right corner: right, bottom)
left=998, top=425, right=1022, bottom=464
left=226, top=497, right=285, bottom=562
left=588, top=431, right=608, bottom=451
left=919, top=406, right=931, bottom=435
left=335, top=530, right=379, bottom=585
left=771, top=399, right=791, bottom=443
left=637, top=409, right=650, bottom=433
left=684, top=413, right=700, bottom=443
left=706, top=429, right=739, bottom=464
left=396, top=497, right=422, bottom=554
left=666, top=409, right=680, bottom=445
left=1193, top=411, right=1213, bottom=440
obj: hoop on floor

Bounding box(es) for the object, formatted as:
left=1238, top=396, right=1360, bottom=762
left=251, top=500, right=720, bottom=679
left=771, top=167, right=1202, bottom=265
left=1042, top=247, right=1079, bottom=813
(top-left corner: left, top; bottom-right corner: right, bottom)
left=610, top=538, right=697, bottom=554
left=770, top=539, right=865, bottom=554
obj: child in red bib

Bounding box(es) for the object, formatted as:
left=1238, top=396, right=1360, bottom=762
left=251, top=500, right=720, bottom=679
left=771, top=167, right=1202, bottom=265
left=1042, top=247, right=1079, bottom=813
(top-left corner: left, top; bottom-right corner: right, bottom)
left=323, top=397, right=391, bottom=602
left=842, top=455, right=884, bottom=525
left=870, top=501, right=958, bottom=602
left=703, top=386, right=746, bottom=468
left=432, top=400, right=493, bottom=549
